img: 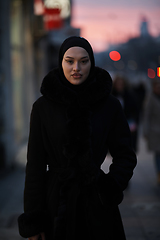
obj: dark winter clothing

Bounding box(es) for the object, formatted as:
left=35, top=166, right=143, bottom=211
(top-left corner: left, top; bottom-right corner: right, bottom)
left=143, top=92, right=160, bottom=152
left=18, top=65, right=137, bottom=240
left=143, top=87, right=160, bottom=183
left=112, top=87, right=139, bottom=152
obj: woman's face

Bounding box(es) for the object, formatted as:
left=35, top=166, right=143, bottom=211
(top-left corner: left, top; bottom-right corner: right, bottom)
left=62, top=47, right=91, bottom=85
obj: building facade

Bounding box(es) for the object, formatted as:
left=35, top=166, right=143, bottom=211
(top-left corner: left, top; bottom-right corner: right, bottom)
left=0, top=0, right=80, bottom=169
left=0, top=0, right=36, bottom=168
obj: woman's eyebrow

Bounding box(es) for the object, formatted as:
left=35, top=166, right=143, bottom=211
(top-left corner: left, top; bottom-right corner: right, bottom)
left=65, top=56, right=89, bottom=59
left=65, top=56, right=74, bottom=59
left=81, top=56, right=89, bottom=59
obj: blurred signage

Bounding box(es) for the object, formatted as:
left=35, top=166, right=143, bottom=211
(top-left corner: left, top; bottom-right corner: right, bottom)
left=44, top=8, right=63, bottom=30
left=34, top=0, right=44, bottom=15
left=34, top=0, right=71, bottom=30
left=157, top=67, right=160, bottom=77
left=44, top=0, right=70, bottom=18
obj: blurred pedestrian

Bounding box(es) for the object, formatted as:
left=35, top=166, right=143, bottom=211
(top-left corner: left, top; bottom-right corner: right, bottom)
left=112, top=75, right=139, bottom=152
left=143, top=78, right=160, bottom=185
left=18, top=36, right=137, bottom=240
left=133, top=81, right=146, bottom=121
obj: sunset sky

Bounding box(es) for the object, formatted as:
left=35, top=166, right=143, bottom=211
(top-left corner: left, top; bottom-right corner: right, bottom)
left=71, top=0, right=160, bottom=52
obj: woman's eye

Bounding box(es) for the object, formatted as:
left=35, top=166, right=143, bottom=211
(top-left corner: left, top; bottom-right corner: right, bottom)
left=66, top=60, right=73, bottom=64
left=66, top=59, right=73, bottom=64
left=81, top=60, right=89, bottom=64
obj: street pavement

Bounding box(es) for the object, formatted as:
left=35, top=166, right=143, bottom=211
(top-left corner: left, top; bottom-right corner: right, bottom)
left=0, top=135, right=160, bottom=240
left=102, top=136, right=160, bottom=240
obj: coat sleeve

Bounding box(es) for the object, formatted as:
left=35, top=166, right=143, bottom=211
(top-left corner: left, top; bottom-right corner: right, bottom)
left=97, top=99, right=137, bottom=206
left=18, top=102, right=47, bottom=238
left=107, top=100, right=137, bottom=189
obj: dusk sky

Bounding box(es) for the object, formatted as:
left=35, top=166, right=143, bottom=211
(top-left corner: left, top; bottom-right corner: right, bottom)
left=71, top=0, right=160, bottom=52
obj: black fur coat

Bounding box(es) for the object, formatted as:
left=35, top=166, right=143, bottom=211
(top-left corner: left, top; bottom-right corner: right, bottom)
left=18, top=67, right=137, bottom=240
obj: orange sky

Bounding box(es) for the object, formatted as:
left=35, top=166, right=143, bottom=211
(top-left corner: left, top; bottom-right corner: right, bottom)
left=71, top=6, right=160, bottom=52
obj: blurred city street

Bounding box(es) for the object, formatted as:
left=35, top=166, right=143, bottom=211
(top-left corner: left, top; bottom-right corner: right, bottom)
left=0, top=133, right=160, bottom=240
left=0, top=1, right=160, bottom=240
left=102, top=134, right=160, bottom=240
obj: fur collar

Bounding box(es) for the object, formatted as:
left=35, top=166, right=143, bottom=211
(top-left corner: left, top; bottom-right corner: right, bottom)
left=40, top=67, right=112, bottom=106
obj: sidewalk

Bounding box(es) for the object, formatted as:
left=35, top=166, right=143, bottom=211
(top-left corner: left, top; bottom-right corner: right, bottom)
left=0, top=137, right=160, bottom=240
left=0, top=144, right=27, bottom=240
left=102, top=136, right=160, bottom=240
left=0, top=168, right=25, bottom=240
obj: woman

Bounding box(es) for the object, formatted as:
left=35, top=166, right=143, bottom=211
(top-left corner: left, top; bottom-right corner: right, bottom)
left=143, top=78, right=160, bottom=184
left=18, top=36, right=137, bottom=240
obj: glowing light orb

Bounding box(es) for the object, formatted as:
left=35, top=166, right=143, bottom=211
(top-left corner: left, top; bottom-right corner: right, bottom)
left=109, top=51, right=121, bottom=61
left=157, top=67, right=160, bottom=77
left=148, top=68, right=155, bottom=79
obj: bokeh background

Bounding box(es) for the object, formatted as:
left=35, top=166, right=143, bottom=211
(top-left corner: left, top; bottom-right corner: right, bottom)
left=72, top=0, right=160, bottom=52
left=0, top=1, right=160, bottom=239
left=0, top=0, right=159, bottom=167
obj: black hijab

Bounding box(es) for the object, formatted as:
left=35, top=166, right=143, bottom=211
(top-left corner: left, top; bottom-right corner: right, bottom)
left=58, top=36, right=95, bottom=92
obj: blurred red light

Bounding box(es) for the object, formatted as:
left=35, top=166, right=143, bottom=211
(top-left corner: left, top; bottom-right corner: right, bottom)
left=157, top=67, right=160, bottom=77
left=148, top=68, right=155, bottom=78
left=109, top=51, right=121, bottom=61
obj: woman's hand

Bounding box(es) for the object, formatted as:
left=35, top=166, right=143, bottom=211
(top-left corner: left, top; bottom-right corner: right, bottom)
left=28, top=232, right=45, bottom=240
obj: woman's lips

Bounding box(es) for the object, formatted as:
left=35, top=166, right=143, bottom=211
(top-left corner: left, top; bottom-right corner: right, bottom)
left=72, top=73, right=82, bottom=78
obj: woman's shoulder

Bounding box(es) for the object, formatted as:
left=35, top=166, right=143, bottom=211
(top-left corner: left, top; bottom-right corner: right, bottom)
left=32, top=96, right=48, bottom=112
left=108, top=94, right=122, bottom=107
left=33, top=96, right=45, bottom=105
left=98, top=94, right=123, bottom=117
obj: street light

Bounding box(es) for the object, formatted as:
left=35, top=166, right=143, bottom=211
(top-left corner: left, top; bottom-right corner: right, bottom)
left=157, top=67, right=160, bottom=77
left=109, top=51, right=121, bottom=61
left=147, top=68, right=156, bottom=79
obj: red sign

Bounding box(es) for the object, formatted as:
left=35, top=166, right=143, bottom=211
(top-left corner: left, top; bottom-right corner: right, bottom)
left=44, top=8, right=63, bottom=30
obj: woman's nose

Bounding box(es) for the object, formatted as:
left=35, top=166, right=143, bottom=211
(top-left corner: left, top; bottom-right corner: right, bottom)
left=73, top=61, right=80, bottom=71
